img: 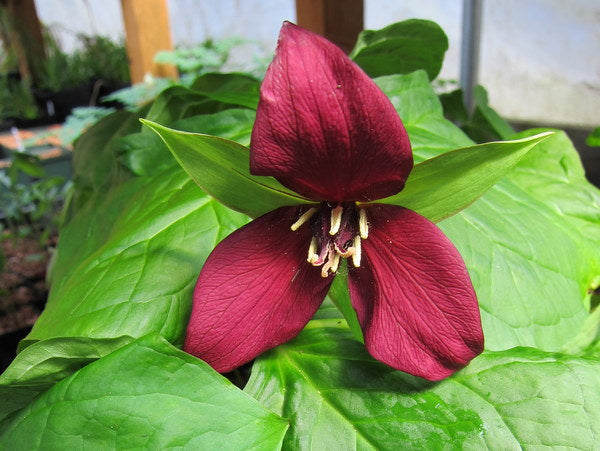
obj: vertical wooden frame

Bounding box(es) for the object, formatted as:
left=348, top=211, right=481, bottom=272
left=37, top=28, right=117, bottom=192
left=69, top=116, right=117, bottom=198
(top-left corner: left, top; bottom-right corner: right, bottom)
left=296, top=0, right=364, bottom=53
left=120, top=0, right=178, bottom=83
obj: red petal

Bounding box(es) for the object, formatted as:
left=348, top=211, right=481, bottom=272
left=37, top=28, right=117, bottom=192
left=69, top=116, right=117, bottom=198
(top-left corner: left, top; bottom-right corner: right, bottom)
left=250, top=22, right=412, bottom=202
left=184, top=206, right=333, bottom=372
left=348, top=204, right=483, bottom=380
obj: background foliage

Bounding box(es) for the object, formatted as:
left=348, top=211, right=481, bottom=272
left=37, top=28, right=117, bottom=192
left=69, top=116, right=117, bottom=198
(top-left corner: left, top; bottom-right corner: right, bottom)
left=1, top=19, right=598, bottom=449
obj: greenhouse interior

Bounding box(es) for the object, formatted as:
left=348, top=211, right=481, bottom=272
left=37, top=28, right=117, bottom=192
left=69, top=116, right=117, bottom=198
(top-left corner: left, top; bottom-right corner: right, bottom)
left=0, top=0, right=599, bottom=448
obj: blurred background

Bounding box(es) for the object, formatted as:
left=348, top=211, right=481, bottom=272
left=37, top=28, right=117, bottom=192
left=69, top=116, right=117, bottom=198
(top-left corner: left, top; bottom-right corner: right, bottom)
left=2, top=0, right=598, bottom=183
left=34, top=0, right=600, bottom=128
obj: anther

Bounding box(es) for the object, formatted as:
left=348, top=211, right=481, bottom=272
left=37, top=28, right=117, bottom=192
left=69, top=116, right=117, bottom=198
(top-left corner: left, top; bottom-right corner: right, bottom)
left=351, top=235, right=362, bottom=267
left=358, top=208, right=369, bottom=239
left=330, top=252, right=341, bottom=273
left=291, top=207, right=318, bottom=231
left=307, top=237, right=318, bottom=263
left=329, top=205, right=344, bottom=235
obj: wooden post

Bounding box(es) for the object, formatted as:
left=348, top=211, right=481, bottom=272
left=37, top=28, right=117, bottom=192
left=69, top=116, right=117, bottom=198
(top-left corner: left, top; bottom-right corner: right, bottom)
left=1, top=0, right=46, bottom=83
left=120, top=0, right=178, bottom=84
left=296, top=0, right=364, bottom=53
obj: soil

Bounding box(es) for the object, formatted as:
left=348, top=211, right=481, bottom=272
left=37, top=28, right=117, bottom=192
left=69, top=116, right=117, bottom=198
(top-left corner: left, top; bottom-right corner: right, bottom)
left=0, top=235, right=53, bottom=372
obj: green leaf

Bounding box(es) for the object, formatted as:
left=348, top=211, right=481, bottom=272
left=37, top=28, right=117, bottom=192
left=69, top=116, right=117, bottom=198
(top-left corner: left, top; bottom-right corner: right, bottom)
left=379, top=132, right=553, bottom=222
left=0, top=337, right=133, bottom=421
left=143, top=85, right=232, bottom=126
left=23, top=167, right=247, bottom=346
left=377, top=71, right=599, bottom=351
left=374, top=71, right=473, bottom=161
left=325, top=268, right=363, bottom=342
left=470, top=85, right=515, bottom=140
left=190, top=72, right=260, bottom=109
left=142, top=120, right=311, bottom=218
left=245, top=325, right=600, bottom=449
left=507, top=129, right=600, bottom=247
left=118, top=108, right=256, bottom=177
left=0, top=335, right=288, bottom=449
left=350, top=19, right=448, bottom=80
left=10, top=152, right=44, bottom=179
left=586, top=126, right=600, bottom=147
left=439, top=86, right=515, bottom=143
left=65, top=110, right=142, bottom=221
left=0, top=166, right=248, bottom=410
left=71, top=110, right=141, bottom=192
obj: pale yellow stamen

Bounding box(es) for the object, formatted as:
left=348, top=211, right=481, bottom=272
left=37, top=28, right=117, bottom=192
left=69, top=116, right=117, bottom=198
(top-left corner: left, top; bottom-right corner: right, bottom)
left=291, top=207, right=318, bottom=231
left=330, top=252, right=341, bottom=273
left=352, top=235, right=362, bottom=267
left=307, top=237, right=318, bottom=263
left=329, top=205, right=344, bottom=235
left=358, top=208, right=369, bottom=239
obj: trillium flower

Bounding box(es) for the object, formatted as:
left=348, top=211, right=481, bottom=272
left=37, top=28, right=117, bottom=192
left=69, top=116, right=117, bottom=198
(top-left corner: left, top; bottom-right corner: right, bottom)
left=184, top=22, right=483, bottom=381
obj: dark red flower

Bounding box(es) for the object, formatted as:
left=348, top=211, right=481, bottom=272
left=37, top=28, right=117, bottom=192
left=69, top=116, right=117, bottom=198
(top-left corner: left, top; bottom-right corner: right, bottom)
left=184, top=22, right=483, bottom=381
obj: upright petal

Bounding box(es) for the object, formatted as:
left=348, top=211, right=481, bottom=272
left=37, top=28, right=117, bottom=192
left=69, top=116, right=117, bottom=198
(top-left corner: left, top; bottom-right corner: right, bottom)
left=250, top=22, right=413, bottom=202
left=184, top=206, right=333, bottom=372
left=348, top=204, right=483, bottom=380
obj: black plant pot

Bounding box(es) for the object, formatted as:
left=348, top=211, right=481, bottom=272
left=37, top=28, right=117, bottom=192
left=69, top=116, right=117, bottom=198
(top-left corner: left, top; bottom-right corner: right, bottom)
left=34, top=83, right=93, bottom=123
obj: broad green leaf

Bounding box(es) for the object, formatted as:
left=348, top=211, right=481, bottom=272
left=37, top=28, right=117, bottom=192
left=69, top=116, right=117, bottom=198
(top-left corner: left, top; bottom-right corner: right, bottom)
left=379, top=132, right=553, bottom=222
left=350, top=19, right=448, bottom=80
left=507, top=129, right=600, bottom=248
left=0, top=336, right=133, bottom=421
left=374, top=72, right=597, bottom=350
left=1, top=166, right=247, bottom=414
left=143, top=85, right=232, bottom=126
left=0, top=335, right=288, bottom=449
left=245, top=325, right=600, bottom=449
left=374, top=71, right=473, bottom=161
left=23, top=167, right=247, bottom=346
left=439, top=184, right=595, bottom=350
left=142, top=120, right=310, bottom=218
left=3, top=106, right=256, bottom=417
left=64, top=110, right=142, bottom=221
left=190, top=72, right=260, bottom=109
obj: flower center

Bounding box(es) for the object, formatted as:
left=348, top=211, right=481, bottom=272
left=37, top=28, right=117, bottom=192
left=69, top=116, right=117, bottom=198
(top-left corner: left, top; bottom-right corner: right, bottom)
left=291, top=202, right=369, bottom=278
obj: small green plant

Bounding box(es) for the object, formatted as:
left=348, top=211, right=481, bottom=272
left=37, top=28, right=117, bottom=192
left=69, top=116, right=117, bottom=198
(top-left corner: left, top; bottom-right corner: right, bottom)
left=103, top=37, right=259, bottom=110
left=101, top=75, right=174, bottom=110
left=35, top=32, right=130, bottom=93
left=0, top=76, right=40, bottom=121
left=0, top=151, right=68, bottom=243
left=154, top=37, right=247, bottom=78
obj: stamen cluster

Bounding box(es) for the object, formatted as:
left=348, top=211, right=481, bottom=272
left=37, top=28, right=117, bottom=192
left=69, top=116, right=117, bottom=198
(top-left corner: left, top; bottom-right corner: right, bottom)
left=291, top=202, right=369, bottom=277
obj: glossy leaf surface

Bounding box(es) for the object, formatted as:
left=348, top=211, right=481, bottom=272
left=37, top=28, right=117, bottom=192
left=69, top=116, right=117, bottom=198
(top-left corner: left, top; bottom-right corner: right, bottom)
left=375, top=72, right=599, bottom=352
left=0, top=335, right=288, bottom=449
left=350, top=19, right=448, bottom=80
left=380, top=132, right=553, bottom=222
left=246, top=325, right=600, bottom=449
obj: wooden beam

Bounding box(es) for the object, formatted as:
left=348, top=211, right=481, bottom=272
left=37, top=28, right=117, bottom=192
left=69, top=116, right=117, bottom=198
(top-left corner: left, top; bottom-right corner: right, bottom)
left=120, top=0, right=177, bottom=84
left=1, top=0, right=46, bottom=83
left=296, top=0, right=364, bottom=53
